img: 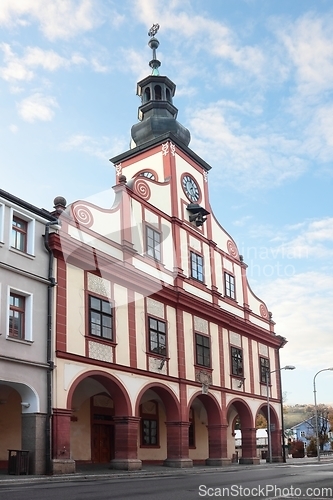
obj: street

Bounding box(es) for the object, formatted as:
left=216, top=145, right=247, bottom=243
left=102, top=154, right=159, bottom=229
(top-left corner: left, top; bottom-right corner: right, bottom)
left=0, top=462, right=333, bottom=500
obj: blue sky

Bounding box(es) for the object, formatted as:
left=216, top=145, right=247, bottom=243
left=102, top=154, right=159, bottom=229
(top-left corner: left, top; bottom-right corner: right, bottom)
left=1, top=0, right=332, bottom=405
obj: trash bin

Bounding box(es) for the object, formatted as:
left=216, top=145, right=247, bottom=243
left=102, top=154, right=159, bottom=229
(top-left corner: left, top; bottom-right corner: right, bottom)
left=261, top=450, right=267, bottom=459
left=8, top=450, right=30, bottom=475
left=232, top=452, right=238, bottom=463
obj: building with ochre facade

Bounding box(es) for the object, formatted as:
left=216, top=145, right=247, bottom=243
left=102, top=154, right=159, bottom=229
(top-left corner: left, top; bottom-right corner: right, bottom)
left=49, top=28, right=287, bottom=473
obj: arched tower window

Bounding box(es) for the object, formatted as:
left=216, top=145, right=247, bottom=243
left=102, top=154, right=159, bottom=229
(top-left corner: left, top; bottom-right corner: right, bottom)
left=144, top=87, right=151, bottom=103
left=166, top=88, right=171, bottom=103
left=154, top=85, right=162, bottom=100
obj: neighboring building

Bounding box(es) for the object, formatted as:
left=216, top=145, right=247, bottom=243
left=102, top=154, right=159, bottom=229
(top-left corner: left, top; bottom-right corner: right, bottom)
left=287, top=417, right=332, bottom=452
left=48, top=28, right=287, bottom=474
left=0, top=189, right=58, bottom=474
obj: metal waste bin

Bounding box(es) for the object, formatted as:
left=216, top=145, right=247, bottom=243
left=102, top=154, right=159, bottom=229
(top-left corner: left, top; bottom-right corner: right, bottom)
left=8, top=450, right=30, bottom=475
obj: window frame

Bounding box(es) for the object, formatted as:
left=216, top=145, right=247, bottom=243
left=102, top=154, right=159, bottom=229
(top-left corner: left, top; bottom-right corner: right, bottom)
left=259, top=356, right=270, bottom=384
left=148, top=316, right=167, bottom=357
left=9, top=293, right=25, bottom=339
left=88, top=294, right=114, bottom=341
left=11, top=216, right=28, bottom=253
left=140, top=401, right=159, bottom=448
left=9, top=209, right=35, bottom=255
left=224, top=272, right=236, bottom=299
left=190, top=251, right=204, bottom=283
left=145, top=225, right=161, bottom=261
left=195, top=333, right=211, bottom=368
left=231, top=346, right=243, bottom=377
left=7, top=288, right=33, bottom=342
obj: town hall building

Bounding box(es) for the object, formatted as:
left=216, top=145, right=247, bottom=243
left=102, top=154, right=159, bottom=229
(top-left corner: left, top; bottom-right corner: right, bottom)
left=46, top=26, right=287, bottom=473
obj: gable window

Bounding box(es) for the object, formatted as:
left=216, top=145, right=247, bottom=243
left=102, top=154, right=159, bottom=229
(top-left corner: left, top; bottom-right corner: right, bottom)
left=89, top=295, right=113, bottom=340
left=260, top=356, right=270, bottom=383
left=9, top=293, right=25, bottom=339
left=146, top=226, right=161, bottom=260
left=225, top=272, right=235, bottom=299
left=140, top=401, right=159, bottom=447
left=190, top=251, right=203, bottom=282
left=231, top=347, right=243, bottom=376
left=148, top=317, right=166, bottom=356
left=11, top=216, right=27, bottom=252
left=196, top=333, right=210, bottom=367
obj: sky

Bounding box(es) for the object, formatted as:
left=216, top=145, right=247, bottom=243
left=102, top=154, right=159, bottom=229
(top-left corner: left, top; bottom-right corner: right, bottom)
left=0, top=0, right=332, bottom=405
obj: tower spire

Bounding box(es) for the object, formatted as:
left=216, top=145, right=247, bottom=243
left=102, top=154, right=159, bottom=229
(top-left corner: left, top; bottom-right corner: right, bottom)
left=148, top=24, right=161, bottom=76
left=130, top=25, right=191, bottom=148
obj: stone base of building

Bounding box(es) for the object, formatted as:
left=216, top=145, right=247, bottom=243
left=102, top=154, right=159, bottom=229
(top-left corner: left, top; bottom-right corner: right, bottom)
left=110, top=459, right=142, bottom=470
left=163, top=458, right=193, bottom=468
left=205, top=458, right=232, bottom=466
left=239, top=457, right=260, bottom=465
left=52, top=459, right=76, bottom=475
left=266, top=456, right=283, bottom=463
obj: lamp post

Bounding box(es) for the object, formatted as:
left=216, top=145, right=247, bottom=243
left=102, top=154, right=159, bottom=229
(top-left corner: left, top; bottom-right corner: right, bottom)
left=267, top=365, right=295, bottom=463
left=313, top=368, right=333, bottom=462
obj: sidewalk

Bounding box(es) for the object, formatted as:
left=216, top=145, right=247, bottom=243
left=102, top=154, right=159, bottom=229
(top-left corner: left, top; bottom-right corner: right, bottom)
left=0, top=457, right=332, bottom=484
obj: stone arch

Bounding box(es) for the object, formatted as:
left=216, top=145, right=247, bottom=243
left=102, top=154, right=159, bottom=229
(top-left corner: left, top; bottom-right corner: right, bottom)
left=256, top=402, right=282, bottom=461
left=1, top=381, right=39, bottom=413
left=135, top=382, right=180, bottom=421
left=66, top=370, right=131, bottom=415
left=188, top=391, right=222, bottom=425
left=227, top=398, right=258, bottom=464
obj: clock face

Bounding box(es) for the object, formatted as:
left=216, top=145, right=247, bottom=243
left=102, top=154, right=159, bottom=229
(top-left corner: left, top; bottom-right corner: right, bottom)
left=182, top=175, right=200, bottom=202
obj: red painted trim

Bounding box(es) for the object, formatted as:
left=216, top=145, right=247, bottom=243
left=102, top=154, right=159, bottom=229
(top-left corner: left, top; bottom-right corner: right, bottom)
left=56, top=257, right=67, bottom=351
left=176, top=306, right=186, bottom=380
left=218, top=325, right=225, bottom=388
left=248, top=339, right=255, bottom=394
left=128, top=289, right=137, bottom=368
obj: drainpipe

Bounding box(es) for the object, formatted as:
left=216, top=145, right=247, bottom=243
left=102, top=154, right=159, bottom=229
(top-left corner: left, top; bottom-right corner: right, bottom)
left=44, top=218, right=59, bottom=474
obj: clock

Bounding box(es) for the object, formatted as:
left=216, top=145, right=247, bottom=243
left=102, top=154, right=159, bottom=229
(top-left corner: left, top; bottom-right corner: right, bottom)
left=182, top=175, right=200, bottom=202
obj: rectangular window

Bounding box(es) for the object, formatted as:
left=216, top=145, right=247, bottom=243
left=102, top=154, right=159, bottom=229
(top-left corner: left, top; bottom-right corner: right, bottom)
left=260, top=356, right=270, bottom=383
left=89, top=295, right=113, bottom=340
left=142, top=419, right=158, bottom=445
left=11, top=216, right=27, bottom=252
left=148, top=317, right=166, bottom=356
left=9, top=293, right=25, bottom=339
left=225, top=272, right=235, bottom=299
left=190, top=251, right=203, bottom=282
left=196, top=333, right=210, bottom=367
left=146, top=226, right=161, bottom=261
left=231, top=347, right=243, bottom=376
left=140, top=401, right=159, bottom=447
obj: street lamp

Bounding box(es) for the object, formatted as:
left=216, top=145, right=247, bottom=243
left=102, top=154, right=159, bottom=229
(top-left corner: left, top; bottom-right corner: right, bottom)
left=313, top=368, right=333, bottom=462
left=267, top=365, right=296, bottom=463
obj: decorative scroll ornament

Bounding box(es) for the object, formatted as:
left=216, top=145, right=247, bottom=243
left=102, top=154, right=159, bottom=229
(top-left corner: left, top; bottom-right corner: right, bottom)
left=170, top=142, right=176, bottom=156
left=203, top=170, right=208, bottom=183
left=162, top=142, right=169, bottom=156
left=260, top=304, right=269, bottom=319
left=72, top=203, right=94, bottom=228
left=227, top=239, right=239, bottom=259
left=115, top=163, right=122, bottom=177
left=134, top=179, right=151, bottom=201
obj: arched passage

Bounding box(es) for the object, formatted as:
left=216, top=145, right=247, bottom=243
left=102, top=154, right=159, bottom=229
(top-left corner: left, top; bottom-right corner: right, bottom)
left=227, top=399, right=259, bottom=464
left=136, top=383, right=192, bottom=468
left=187, top=391, right=230, bottom=466
left=53, top=370, right=140, bottom=471
left=257, top=403, right=282, bottom=461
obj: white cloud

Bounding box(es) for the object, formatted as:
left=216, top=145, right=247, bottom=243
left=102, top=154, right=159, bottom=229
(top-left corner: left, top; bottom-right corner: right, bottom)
left=275, top=12, right=333, bottom=97
left=188, top=101, right=306, bottom=190
left=0, top=0, right=100, bottom=40
left=60, top=134, right=127, bottom=161
left=0, top=43, right=87, bottom=82
left=17, top=93, right=58, bottom=122
left=258, top=271, right=333, bottom=370
left=9, top=124, right=18, bottom=133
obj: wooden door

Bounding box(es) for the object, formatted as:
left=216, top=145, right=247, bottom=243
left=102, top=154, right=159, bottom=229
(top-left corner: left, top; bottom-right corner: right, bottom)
left=91, top=424, right=114, bottom=463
